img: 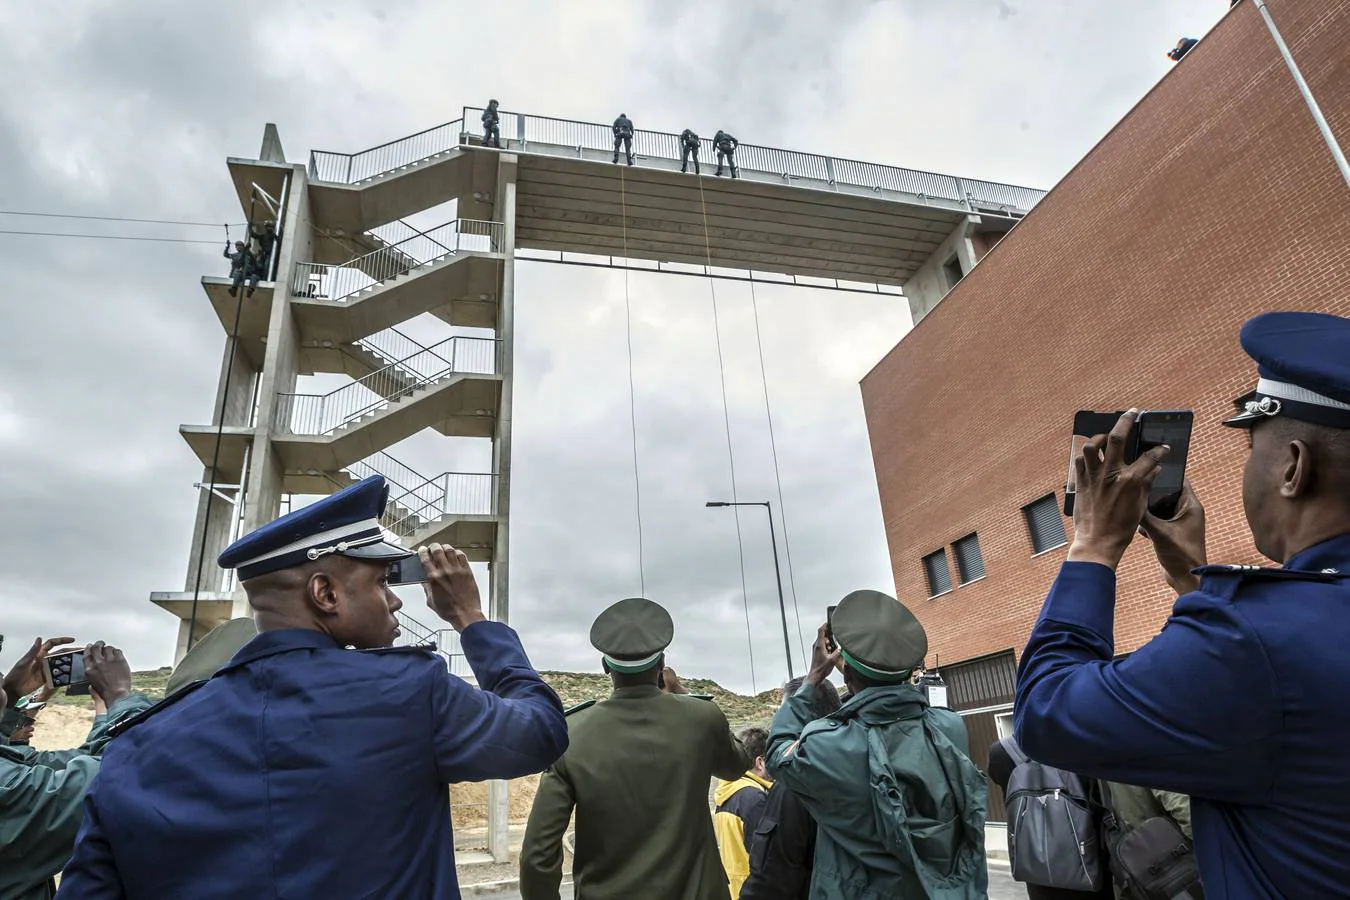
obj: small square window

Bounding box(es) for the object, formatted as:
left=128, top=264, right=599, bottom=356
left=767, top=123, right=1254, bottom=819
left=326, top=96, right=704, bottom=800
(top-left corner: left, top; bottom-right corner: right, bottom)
left=943, top=257, right=964, bottom=290
left=923, top=549, right=952, bottom=598
left=1024, top=494, right=1068, bottom=554
left=953, top=533, right=986, bottom=584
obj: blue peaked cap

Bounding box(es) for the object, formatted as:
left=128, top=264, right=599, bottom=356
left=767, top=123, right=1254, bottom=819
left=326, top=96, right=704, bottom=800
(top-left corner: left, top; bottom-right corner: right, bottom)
left=1224, top=311, right=1350, bottom=430
left=218, top=475, right=412, bottom=582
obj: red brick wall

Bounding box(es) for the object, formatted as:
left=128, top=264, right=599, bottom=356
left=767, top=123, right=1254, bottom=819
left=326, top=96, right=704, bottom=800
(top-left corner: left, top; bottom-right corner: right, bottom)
left=861, top=0, right=1350, bottom=668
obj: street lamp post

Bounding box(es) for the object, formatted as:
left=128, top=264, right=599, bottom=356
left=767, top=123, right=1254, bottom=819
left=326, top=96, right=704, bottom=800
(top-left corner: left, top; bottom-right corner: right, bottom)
left=706, top=500, right=795, bottom=681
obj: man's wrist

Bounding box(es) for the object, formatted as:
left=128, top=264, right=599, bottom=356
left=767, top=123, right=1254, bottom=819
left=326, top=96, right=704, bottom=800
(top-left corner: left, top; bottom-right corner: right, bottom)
left=1066, top=538, right=1128, bottom=570
left=446, top=610, right=488, bottom=632
left=803, top=668, right=830, bottom=687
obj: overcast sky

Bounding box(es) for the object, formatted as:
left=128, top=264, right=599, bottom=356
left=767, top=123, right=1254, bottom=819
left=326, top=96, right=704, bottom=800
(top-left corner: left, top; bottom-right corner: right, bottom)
left=0, top=0, right=1229, bottom=694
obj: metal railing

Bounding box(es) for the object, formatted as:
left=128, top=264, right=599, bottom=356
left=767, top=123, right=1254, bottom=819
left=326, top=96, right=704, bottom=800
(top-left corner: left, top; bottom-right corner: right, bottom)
left=307, top=108, right=1046, bottom=213
left=275, top=336, right=497, bottom=435
left=292, top=218, right=503, bottom=304
left=355, top=326, right=456, bottom=382
left=310, top=119, right=464, bottom=184
left=395, top=609, right=469, bottom=676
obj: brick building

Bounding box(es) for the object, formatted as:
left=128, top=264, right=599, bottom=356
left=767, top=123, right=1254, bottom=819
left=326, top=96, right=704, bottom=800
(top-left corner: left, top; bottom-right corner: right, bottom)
left=860, top=0, right=1350, bottom=820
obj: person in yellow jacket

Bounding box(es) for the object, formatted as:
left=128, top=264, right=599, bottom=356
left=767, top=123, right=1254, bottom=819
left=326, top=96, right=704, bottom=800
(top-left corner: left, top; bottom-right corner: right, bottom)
left=714, top=726, right=772, bottom=898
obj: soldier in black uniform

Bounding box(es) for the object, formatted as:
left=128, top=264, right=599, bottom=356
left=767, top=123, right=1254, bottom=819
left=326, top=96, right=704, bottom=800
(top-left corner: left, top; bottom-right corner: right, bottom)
left=714, top=130, right=739, bottom=178
left=483, top=99, right=502, bottom=148
left=680, top=129, right=701, bottom=175
left=613, top=113, right=635, bottom=166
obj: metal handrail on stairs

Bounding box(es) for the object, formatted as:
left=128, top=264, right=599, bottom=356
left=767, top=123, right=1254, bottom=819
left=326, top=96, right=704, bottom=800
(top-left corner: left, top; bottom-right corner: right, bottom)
left=292, top=218, right=503, bottom=304
left=355, top=326, right=456, bottom=381
left=309, top=119, right=464, bottom=184
left=275, top=335, right=497, bottom=435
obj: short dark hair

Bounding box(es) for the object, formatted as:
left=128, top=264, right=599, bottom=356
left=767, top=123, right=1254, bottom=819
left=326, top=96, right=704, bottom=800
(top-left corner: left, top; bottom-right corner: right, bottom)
left=783, top=677, right=842, bottom=719
left=739, top=726, right=769, bottom=761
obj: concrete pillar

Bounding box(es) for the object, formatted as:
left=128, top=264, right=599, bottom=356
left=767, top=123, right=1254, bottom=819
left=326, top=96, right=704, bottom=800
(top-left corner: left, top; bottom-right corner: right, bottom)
left=486, top=154, right=518, bottom=864
left=236, top=164, right=310, bottom=617
left=904, top=215, right=982, bottom=325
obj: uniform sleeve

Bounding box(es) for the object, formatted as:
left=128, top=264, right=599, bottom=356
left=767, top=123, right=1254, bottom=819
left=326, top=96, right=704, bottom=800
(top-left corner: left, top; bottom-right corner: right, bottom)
left=50, top=773, right=126, bottom=899
left=518, top=764, right=575, bottom=900
left=764, top=682, right=834, bottom=805
left=5, top=695, right=153, bottom=773
left=707, top=704, right=752, bottom=782
left=430, top=622, right=567, bottom=782
left=1014, top=562, right=1282, bottom=803
left=0, top=754, right=101, bottom=887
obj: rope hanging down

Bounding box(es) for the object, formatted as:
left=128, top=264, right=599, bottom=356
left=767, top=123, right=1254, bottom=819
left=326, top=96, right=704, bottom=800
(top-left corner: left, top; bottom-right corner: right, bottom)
left=695, top=174, right=758, bottom=695
left=618, top=168, right=647, bottom=597
left=747, top=277, right=807, bottom=667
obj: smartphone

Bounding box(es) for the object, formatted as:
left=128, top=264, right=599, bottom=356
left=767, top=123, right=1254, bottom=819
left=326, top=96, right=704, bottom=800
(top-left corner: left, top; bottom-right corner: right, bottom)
left=42, top=648, right=88, bottom=691
left=825, top=605, right=838, bottom=653
left=1064, top=410, right=1193, bottom=519
left=1135, top=410, right=1193, bottom=519
left=1065, top=411, right=1127, bottom=517
left=387, top=554, right=428, bottom=586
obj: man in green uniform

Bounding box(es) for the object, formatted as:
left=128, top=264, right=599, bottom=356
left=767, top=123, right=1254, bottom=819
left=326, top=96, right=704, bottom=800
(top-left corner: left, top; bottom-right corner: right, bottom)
left=0, top=637, right=153, bottom=900
left=519, top=597, right=752, bottom=900
left=766, top=591, right=988, bottom=900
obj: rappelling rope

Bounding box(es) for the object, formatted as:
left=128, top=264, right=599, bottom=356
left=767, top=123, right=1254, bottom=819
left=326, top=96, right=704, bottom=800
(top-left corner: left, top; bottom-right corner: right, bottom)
left=695, top=173, right=757, bottom=695
left=747, top=276, right=807, bottom=667
left=618, top=167, right=647, bottom=597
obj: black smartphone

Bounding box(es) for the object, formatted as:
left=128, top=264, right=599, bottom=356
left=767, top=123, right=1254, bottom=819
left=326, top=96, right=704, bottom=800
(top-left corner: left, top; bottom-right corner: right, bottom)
left=825, top=605, right=838, bottom=653
left=387, top=554, right=428, bottom=585
left=1135, top=410, right=1194, bottom=519
left=43, top=649, right=88, bottom=691
left=1065, top=411, right=1127, bottom=516
left=1064, top=409, right=1193, bottom=519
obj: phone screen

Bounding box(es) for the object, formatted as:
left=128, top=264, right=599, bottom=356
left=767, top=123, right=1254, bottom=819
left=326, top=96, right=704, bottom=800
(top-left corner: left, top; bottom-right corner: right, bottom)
left=1136, top=410, right=1193, bottom=519
left=1066, top=411, right=1127, bottom=516
left=44, top=649, right=87, bottom=689
left=825, top=605, right=838, bottom=652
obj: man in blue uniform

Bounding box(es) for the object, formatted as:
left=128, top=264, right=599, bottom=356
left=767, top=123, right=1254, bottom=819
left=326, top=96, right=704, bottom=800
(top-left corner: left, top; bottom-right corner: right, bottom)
left=56, top=475, right=568, bottom=899
left=1016, top=311, right=1350, bottom=898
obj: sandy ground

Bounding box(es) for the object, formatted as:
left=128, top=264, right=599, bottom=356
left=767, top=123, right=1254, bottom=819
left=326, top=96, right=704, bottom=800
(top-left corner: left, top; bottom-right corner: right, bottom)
left=28, top=703, right=95, bottom=750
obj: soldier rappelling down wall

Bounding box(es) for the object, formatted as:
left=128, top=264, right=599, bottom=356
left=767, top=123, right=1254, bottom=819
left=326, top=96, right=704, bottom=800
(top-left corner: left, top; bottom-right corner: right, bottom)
left=680, top=129, right=701, bottom=174
left=612, top=113, right=635, bottom=166
left=714, top=130, right=739, bottom=178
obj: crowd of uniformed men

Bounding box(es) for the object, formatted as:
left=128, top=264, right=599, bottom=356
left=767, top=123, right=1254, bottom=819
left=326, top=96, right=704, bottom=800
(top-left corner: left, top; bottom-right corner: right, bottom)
left=4, top=311, right=1350, bottom=899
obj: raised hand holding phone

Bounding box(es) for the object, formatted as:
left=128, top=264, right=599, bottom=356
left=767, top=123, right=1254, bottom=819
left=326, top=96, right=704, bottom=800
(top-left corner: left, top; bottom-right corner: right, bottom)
left=3, top=636, right=75, bottom=704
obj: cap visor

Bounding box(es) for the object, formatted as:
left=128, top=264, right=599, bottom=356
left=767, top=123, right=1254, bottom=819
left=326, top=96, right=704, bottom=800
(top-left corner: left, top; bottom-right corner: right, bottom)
left=339, top=539, right=414, bottom=562
left=1223, top=410, right=1261, bottom=428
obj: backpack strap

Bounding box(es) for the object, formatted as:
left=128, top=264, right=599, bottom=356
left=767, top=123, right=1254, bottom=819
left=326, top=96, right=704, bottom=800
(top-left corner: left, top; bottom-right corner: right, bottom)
left=999, top=735, right=1031, bottom=767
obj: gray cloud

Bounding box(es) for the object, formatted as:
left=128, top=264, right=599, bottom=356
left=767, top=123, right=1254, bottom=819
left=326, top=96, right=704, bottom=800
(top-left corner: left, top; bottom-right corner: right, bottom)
left=0, top=0, right=1227, bottom=692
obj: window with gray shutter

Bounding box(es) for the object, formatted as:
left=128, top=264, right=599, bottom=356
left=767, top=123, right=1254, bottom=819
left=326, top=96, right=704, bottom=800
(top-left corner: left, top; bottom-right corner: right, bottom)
left=953, top=533, right=985, bottom=584
left=923, top=549, right=952, bottom=597
left=1023, top=494, right=1068, bottom=554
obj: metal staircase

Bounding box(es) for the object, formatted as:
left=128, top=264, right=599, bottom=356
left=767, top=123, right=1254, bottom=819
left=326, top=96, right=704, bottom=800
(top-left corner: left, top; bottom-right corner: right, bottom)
left=394, top=608, right=468, bottom=676
left=276, top=335, right=496, bottom=437
left=292, top=218, right=501, bottom=304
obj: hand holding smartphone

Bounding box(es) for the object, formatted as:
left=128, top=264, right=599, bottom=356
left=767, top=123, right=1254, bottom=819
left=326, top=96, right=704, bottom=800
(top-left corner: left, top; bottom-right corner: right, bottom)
left=42, top=648, right=89, bottom=692
left=825, top=605, right=838, bottom=653
left=1064, top=410, right=1194, bottom=519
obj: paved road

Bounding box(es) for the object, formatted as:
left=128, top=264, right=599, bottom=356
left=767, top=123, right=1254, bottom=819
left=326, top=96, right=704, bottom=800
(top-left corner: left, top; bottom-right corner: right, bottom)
left=477, top=862, right=1027, bottom=898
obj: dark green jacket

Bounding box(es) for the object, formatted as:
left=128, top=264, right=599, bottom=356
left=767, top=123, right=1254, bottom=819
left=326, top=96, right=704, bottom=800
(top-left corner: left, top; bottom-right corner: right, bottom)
left=519, top=686, right=751, bottom=900
left=0, top=695, right=153, bottom=900
left=766, top=683, right=987, bottom=900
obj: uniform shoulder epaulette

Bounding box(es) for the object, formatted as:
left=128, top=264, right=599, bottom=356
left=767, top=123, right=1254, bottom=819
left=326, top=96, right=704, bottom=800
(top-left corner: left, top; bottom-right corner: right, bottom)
left=108, top=679, right=210, bottom=738
left=564, top=699, right=597, bottom=717
left=357, top=642, right=438, bottom=656
left=1194, top=564, right=1346, bottom=583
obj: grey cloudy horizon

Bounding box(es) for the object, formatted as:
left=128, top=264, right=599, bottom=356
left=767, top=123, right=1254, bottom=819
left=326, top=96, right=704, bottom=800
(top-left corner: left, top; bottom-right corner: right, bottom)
left=0, top=0, right=1228, bottom=694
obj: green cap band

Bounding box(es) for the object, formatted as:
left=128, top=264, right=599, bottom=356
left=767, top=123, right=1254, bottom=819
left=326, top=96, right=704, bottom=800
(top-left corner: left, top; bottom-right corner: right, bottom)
left=841, top=648, right=913, bottom=683
left=603, top=651, right=663, bottom=673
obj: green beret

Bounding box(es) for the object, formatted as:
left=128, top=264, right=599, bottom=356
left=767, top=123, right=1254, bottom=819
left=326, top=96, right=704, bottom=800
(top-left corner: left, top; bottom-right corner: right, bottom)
left=832, top=590, right=927, bottom=682
left=166, top=617, right=259, bottom=696
left=589, top=597, right=673, bottom=673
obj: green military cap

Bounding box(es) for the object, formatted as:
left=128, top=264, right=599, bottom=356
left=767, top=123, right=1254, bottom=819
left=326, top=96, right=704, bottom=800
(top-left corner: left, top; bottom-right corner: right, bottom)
left=165, top=617, right=259, bottom=696
left=589, top=597, right=674, bottom=673
left=832, top=589, right=928, bottom=683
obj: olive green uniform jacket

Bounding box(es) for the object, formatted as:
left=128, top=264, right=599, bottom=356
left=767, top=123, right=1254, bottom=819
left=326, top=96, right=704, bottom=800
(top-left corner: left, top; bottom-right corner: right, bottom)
left=0, top=694, right=153, bottom=900
left=519, top=686, right=752, bottom=900
left=766, top=682, right=988, bottom=900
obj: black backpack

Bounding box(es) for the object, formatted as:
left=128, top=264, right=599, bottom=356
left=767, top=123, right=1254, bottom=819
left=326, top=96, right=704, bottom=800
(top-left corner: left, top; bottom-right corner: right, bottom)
left=1000, top=737, right=1106, bottom=892
left=1101, top=787, right=1204, bottom=900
